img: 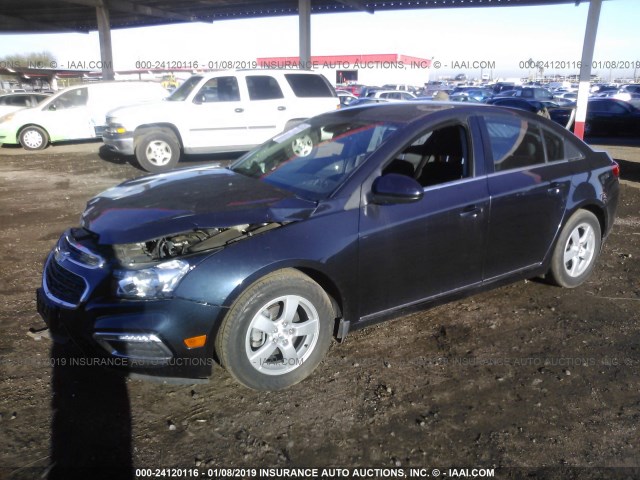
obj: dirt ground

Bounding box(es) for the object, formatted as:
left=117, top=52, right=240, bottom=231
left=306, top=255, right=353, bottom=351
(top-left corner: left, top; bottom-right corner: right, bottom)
left=0, top=139, right=639, bottom=479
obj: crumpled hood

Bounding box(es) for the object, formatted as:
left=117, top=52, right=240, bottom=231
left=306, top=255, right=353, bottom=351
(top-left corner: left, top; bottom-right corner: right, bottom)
left=81, top=166, right=317, bottom=244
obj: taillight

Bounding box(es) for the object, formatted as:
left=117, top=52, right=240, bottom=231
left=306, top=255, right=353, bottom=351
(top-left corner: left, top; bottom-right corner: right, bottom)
left=612, top=161, right=620, bottom=178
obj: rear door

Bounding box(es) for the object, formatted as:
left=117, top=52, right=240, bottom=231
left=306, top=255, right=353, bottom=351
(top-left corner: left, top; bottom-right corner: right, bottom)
left=479, top=112, right=573, bottom=279
left=242, top=74, right=290, bottom=144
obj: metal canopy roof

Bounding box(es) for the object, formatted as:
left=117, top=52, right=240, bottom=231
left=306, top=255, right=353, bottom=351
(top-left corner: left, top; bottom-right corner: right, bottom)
left=1, top=0, right=587, bottom=34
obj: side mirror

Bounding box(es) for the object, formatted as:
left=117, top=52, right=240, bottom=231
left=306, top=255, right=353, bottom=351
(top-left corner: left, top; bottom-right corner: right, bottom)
left=48, top=103, right=57, bottom=111
left=371, top=173, right=424, bottom=205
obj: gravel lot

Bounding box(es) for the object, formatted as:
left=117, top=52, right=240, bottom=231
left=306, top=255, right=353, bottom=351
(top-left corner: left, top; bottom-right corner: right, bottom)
left=0, top=139, right=639, bottom=479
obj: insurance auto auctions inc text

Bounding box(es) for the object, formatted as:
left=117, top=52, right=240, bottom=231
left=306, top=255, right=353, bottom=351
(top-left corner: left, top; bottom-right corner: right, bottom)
left=169, top=467, right=496, bottom=479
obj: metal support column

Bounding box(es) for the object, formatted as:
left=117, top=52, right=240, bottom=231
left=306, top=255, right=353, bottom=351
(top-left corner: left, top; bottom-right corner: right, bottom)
left=299, top=0, right=311, bottom=69
left=574, top=0, right=602, bottom=140
left=96, top=3, right=115, bottom=81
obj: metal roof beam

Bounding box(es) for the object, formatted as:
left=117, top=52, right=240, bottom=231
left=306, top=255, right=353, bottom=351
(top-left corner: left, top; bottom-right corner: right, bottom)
left=0, top=13, right=86, bottom=33
left=334, top=0, right=374, bottom=13
left=60, top=0, right=198, bottom=23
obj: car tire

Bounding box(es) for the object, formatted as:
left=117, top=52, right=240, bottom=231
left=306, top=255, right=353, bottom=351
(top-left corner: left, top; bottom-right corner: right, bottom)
left=19, top=126, right=49, bottom=150
left=135, top=128, right=181, bottom=173
left=287, top=130, right=319, bottom=158
left=216, top=269, right=334, bottom=391
left=548, top=210, right=601, bottom=288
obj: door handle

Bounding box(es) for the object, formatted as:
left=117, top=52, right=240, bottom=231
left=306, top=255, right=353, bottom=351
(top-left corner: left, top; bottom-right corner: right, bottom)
left=459, top=205, right=482, bottom=219
left=277, top=106, right=286, bottom=111
left=235, top=108, right=244, bottom=113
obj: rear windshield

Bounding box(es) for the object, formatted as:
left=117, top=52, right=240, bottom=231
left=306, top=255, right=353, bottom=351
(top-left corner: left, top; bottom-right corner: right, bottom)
left=285, top=74, right=335, bottom=98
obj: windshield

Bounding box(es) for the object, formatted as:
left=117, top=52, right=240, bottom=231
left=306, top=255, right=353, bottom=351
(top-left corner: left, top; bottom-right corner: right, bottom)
left=166, top=76, right=203, bottom=102
left=230, top=119, right=400, bottom=201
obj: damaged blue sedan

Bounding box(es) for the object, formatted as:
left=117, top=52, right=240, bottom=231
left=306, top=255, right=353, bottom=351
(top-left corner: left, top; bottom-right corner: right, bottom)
left=37, top=103, right=619, bottom=390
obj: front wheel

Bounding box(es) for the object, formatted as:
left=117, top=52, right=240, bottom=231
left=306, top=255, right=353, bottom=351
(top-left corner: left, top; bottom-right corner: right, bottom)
left=135, top=128, right=181, bottom=173
left=548, top=210, right=601, bottom=288
left=19, top=126, right=49, bottom=150
left=216, top=269, right=334, bottom=391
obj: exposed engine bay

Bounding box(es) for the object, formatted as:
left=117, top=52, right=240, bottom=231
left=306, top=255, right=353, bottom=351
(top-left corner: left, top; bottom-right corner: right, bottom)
left=112, top=223, right=284, bottom=266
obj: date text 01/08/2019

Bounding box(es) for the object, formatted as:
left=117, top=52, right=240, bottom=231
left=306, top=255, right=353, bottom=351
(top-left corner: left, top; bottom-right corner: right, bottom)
left=519, top=59, right=640, bottom=70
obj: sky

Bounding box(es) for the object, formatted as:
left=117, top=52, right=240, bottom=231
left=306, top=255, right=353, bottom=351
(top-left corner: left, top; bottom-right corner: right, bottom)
left=0, top=0, right=639, bottom=81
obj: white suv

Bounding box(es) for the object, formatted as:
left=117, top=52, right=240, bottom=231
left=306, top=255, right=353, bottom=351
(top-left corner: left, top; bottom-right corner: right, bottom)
left=103, top=70, right=339, bottom=172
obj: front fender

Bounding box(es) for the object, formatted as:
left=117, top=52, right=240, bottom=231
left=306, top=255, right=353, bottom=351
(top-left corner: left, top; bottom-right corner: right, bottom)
left=174, top=208, right=360, bottom=322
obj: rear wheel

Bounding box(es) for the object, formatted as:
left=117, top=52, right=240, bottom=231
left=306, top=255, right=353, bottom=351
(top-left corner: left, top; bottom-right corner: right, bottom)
left=135, top=128, right=181, bottom=173
left=216, top=269, right=334, bottom=391
left=549, top=210, right=601, bottom=288
left=19, top=126, right=49, bottom=150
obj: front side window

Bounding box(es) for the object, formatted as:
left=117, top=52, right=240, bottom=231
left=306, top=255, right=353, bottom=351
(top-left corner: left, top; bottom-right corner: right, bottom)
left=246, top=75, right=284, bottom=100
left=194, top=76, right=240, bottom=103
left=384, top=124, right=471, bottom=187
left=49, top=88, right=88, bottom=110
left=483, top=114, right=546, bottom=172
left=166, top=75, right=202, bottom=102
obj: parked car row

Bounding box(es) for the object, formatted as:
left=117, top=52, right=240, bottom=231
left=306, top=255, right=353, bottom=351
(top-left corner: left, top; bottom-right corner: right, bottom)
left=0, top=82, right=168, bottom=150
left=3, top=73, right=637, bottom=170
left=0, top=71, right=340, bottom=174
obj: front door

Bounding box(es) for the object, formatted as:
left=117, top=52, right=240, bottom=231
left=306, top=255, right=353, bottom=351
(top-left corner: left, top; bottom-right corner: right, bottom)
left=186, top=76, right=248, bottom=150
left=358, top=122, right=489, bottom=317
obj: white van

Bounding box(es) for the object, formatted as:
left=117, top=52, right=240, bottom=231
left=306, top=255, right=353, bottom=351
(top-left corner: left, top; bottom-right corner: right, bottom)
left=0, top=81, right=168, bottom=150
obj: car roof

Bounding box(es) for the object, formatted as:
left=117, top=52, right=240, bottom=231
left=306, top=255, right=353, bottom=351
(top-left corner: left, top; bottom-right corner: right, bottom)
left=373, top=90, right=413, bottom=95
left=318, top=101, right=491, bottom=124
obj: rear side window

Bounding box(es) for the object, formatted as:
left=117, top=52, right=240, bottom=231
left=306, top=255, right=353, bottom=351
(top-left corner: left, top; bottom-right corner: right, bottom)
left=285, top=74, right=335, bottom=98
left=246, top=76, right=284, bottom=100
left=542, top=128, right=565, bottom=162
left=483, top=114, right=546, bottom=172
left=564, top=138, right=585, bottom=161
left=541, top=128, right=584, bottom=162
left=4, top=96, right=29, bottom=106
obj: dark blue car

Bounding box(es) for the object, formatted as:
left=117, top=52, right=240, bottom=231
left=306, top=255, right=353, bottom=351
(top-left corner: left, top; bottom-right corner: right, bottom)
left=37, top=103, right=620, bottom=390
